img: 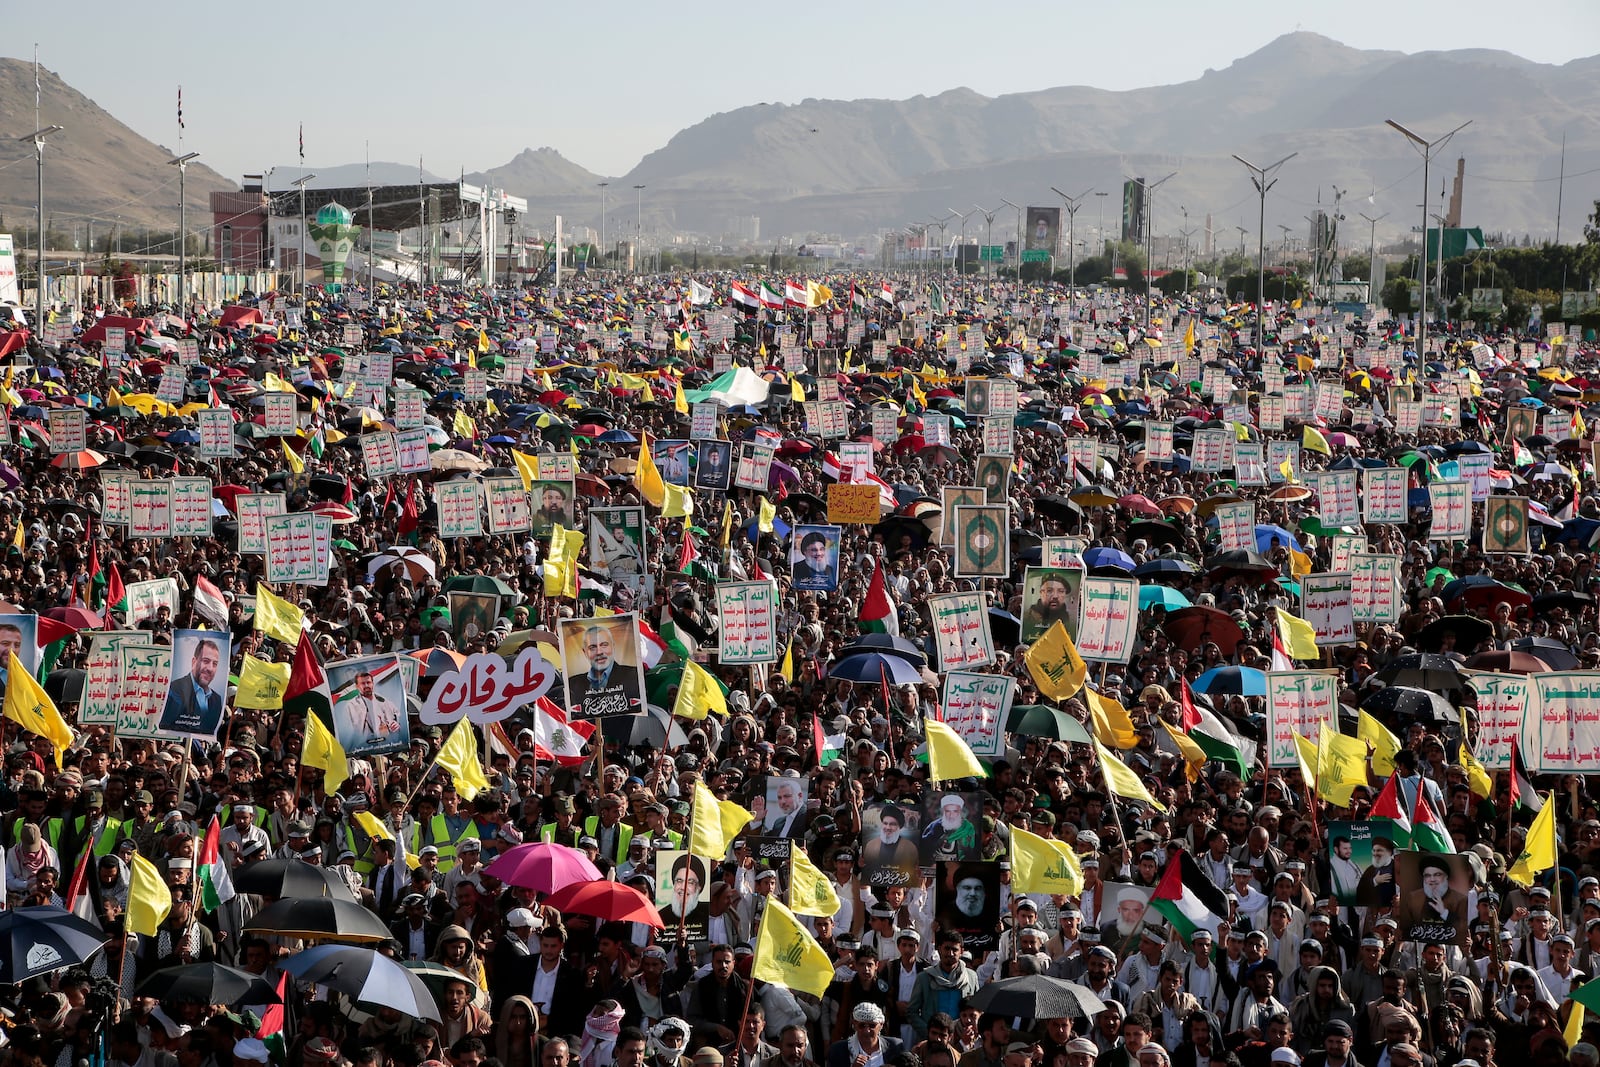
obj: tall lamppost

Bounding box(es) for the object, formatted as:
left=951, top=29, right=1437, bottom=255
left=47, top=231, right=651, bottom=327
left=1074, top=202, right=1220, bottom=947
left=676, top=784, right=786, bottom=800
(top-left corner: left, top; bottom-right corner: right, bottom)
left=999, top=198, right=1024, bottom=273
left=598, top=181, right=609, bottom=269
left=1360, top=211, right=1388, bottom=303
left=291, top=174, right=316, bottom=293
left=1129, top=173, right=1176, bottom=333
left=973, top=204, right=1000, bottom=284
left=632, top=184, right=645, bottom=273
left=1385, top=118, right=1471, bottom=357
left=1094, top=191, right=1108, bottom=254
left=167, top=151, right=199, bottom=316
left=1049, top=186, right=1094, bottom=309
left=19, top=125, right=63, bottom=326
left=927, top=213, right=954, bottom=275
left=1231, top=152, right=1297, bottom=352
left=948, top=207, right=976, bottom=275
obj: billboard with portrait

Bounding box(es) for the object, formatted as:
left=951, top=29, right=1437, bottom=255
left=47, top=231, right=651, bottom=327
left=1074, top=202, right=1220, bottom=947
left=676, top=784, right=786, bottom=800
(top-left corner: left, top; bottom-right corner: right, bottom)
left=788, top=525, right=842, bottom=592
left=449, top=592, right=500, bottom=645
left=559, top=612, right=646, bottom=719
left=695, top=440, right=733, bottom=491
left=1326, top=819, right=1379, bottom=905
left=327, top=654, right=410, bottom=757
left=529, top=479, right=575, bottom=538
left=1025, top=206, right=1061, bottom=254
left=859, top=801, right=922, bottom=888
left=588, top=506, right=648, bottom=600
left=158, top=628, right=232, bottom=738
left=1021, top=566, right=1083, bottom=643
left=762, top=776, right=812, bottom=838
left=918, top=792, right=985, bottom=864
left=0, top=613, right=38, bottom=686
left=652, top=440, right=694, bottom=485
left=1393, top=851, right=1472, bottom=947
left=1099, top=883, right=1153, bottom=955
left=655, top=849, right=709, bottom=946
left=936, top=861, right=1000, bottom=953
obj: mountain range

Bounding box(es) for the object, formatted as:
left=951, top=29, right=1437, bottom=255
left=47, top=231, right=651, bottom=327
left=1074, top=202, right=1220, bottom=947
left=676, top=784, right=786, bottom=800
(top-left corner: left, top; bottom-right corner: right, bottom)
left=3, top=35, right=1597, bottom=245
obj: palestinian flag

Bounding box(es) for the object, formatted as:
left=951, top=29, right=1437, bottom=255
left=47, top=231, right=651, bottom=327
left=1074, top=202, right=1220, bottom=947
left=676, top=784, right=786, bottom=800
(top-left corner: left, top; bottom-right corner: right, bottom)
left=283, top=630, right=333, bottom=725
left=1151, top=850, right=1231, bottom=939
left=1510, top=738, right=1543, bottom=812
left=36, top=616, right=79, bottom=681
left=198, top=816, right=236, bottom=913
left=63, top=846, right=97, bottom=926
left=1177, top=677, right=1202, bottom=731
left=858, top=559, right=898, bottom=636
left=812, top=712, right=845, bottom=768
left=102, top=563, right=126, bottom=628
left=257, top=973, right=289, bottom=1060
left=1189, top=704, right=1250, bottom=779
left=1370, top=772, right=1413, bottom=846
left=1411, top=789, right=1452, bottom=854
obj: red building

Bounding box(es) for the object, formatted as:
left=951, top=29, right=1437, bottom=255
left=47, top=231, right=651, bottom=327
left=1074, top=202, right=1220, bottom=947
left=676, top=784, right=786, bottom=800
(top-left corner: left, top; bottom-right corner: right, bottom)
left=210, top=180, right=270, bottom=272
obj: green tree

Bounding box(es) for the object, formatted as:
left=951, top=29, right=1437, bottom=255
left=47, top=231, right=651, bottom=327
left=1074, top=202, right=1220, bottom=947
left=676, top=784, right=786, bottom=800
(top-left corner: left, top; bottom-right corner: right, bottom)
left=1382, top=278, right=1416, bottom=316
left=1341, top=254, right=1371, bottom=281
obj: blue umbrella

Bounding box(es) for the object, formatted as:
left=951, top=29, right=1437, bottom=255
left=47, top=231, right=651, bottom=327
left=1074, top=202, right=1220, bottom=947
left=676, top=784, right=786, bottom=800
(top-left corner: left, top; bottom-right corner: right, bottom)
left=1254, top=524, right=1303, bottom=554
left=0, top=906, right=108, bottom=982
left=166, top=429, right=200, bottom=445
left=1083, top=547, right=1135, bottom=571
left=830, top=651, right=922, bottom=686
left=1193, top=665, right=1267, bottom=696
left=1140, top=585, right=1191, bottom=611
left=598, top=429, right=637, bottom=443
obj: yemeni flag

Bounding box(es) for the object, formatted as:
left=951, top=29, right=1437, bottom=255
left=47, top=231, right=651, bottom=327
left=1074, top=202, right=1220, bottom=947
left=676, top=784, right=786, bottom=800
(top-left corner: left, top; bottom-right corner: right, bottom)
left=878, top=281, right=894, bottom=304
left=858, top=559, right=898, bottom=636
left=284, top=630, right=334, bottom=724
left=193, top=574, right=229, bottom=628
left=730, top=282, right=760, bottom=310
left=1411, top=789, right=1452, bottom=854
left=198, top=816, right=236, bottom=913
left=1370, top=773, right=1413, bottom=845
left=1151, top=850, right=1231, bottom=939
left=1511, top=738, right=1544, bottom=812
left=63, top=846, right=98, bottom=926
left=1177, top=677, right=1202, bottom=731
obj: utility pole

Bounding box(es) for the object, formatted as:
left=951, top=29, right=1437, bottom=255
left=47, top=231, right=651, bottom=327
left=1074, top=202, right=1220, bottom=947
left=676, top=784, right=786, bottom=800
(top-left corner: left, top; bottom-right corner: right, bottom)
left=19, top=124, right=63, bottom=325
left=291, top=173, right=316, bottom=294
left=1232, top=152, right=1297, bottom=352
left=167, top=151, right=199, bottom=316
left=1049, top=186, right=1094, bottom=310
left=598, top=181, right=609, bottom=269
left=1129, top=172, right=1176, bottom=333
left=1385, top=118, right=1472, bottom=357
left=1360, top=211, right=1388, bottom=304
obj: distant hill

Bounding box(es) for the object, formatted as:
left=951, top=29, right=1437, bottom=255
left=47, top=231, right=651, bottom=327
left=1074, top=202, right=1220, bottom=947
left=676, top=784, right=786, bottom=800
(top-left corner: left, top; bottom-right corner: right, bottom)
left=466, top=147, right=610, bottom=201
left=0, top=59, right=234, bottom=233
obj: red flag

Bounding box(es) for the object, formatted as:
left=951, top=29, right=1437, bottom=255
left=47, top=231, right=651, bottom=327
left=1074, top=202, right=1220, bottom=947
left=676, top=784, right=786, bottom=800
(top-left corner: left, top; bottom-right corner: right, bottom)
left=1178, top=677, right=1202, bottom=731
left=397, top=479, right=418, bottom=537
left=63, top=845, right=97, bottom=925
left=104, top=563, right=125, bottom=630
left=382, top=479, right=396, bottom=514
left=812, top=712, right=827, bottom=771
left=677, top=529, right=699, bottom=572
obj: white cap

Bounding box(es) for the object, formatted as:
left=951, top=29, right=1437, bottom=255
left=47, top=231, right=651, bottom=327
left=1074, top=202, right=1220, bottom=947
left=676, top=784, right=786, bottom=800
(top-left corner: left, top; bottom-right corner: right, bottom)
left=1271, top=1050, right=1301, bottom=1065
left=233, top=1037, right=270, bottom=1063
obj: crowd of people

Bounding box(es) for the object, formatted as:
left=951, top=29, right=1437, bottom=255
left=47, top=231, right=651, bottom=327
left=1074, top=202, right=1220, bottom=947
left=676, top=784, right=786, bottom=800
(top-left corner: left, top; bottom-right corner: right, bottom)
left=0, top=267, right=1592, bottom=1067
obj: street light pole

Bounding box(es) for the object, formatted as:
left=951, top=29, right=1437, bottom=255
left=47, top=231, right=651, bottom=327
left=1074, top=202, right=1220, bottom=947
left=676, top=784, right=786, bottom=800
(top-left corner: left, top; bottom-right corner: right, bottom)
left=973, top=204, right=1000, bottom=290
left=1430, top=212, right=1449, bottom=323
left=947, top=208, right=975, bottom=274
left=1178, top=227, right=1196, bottom=294
left=999, top=199, right=1024, bottom=275
left=291, top=174, right=316, bottom=294
left=1231, top=152, right=1297, bottom=352
left=1385, top=118, right=1472, bottom=357
left=167, top=151, right=199, bottom=317
left=1049, top=186, right=1095, bottom=311
left=598, top=181, right=608, bottom=270
left=928, top=214, right=954, bottom=275
left=1129, top=172, right=1176, bottom=334
left=19, top=125, right=63, bottom=326
left=632, top=184, right=645, bottom=273
left=1359, top=211, right=1388, bottom=303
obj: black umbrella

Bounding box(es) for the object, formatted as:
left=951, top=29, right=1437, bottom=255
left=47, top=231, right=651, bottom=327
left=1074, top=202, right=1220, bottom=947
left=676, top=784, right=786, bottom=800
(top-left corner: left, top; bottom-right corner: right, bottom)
left=1374, top=653, right=1468, bottom=693
left=1414, top=615, right=1494, bottom=654
left=244, top=897, right=392, bottom=943
left=1360, top=685, right=1455, bottom=724
left=988, top=608, right=1021, bottom=649
left=967, top=974, right=1106, bottom=1020
left=43, top=668, right=85, bottom=705
left=1035, top=494, right=1084, bottom=524
left=0, top=906, right=110, bottom=981
left=835, top=633, right=926, bottom=667
left=1532, top=590, right=1595, bottom=615
left=136, top=962, right=281, bottom=1007
left=1126, top=520, right=1184, bottom=547
left=1512, top=636, right=1580, bottom=671
left=231, top=858, right=357, bottom=901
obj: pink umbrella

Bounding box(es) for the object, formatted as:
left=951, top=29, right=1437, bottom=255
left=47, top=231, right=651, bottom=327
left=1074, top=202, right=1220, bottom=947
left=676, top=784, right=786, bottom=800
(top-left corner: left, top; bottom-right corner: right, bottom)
left=483, top=842, right=602, bottom=893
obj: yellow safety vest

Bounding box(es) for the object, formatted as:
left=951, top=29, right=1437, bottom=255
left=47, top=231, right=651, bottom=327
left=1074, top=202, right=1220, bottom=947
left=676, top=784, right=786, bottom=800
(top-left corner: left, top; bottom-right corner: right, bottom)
left=582, top=816, right=633, bottom=860
left=409, top=814, right=459, bottom=871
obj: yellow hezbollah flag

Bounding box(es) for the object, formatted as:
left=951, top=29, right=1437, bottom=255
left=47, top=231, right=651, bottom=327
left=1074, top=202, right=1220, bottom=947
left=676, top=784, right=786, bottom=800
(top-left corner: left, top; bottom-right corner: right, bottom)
left=1093, top=740, right=1167, bottom=811
left=1086, top=687, right=1139, bottom=749
left=1010, top=824, right=1083, bottom=896
left=787, top=848, right=841, bottom=918
left=720, top=499, right=733, bottom=548
left=758, top=497, right=776, bottom=533
left=10, top=520, right=22, bottom=552
left=661, top=482, right=694, bottom=519
left=1292, top=731, right=1319, bottom=785
left=1507, top=794, right=1557, bottom=885
left=1567, top=1002, right=1586, bottom=1052
left=353, top=809, right=393, bottom=842
left=1460, top=711, right=1494, bottom=800
left=1274, top=607, right=1319, bottom=660
left=235, top=655, right=290, bottom=710
left=127, top=852, right=172, bottom=936
left=674, top=381, right=690, bottom=415
left=3, top=652, right=72, bottom=768
left=511, top=450, right=540, bottom=491
left=1157, top=718, right=1207, bottom=782
left=1288, top=547, right=1314, bottom=579
left=453, top=409, right=477, bottom=440
left=1183, top=319, right=1195, bottom=355
left=753, top=898, right=834, bottom=997
left=435, top=719, right=491, bottom=801
left=924, top=717, right=985, bottom=781
left=634, top=437, right=666, bottom=508
left=791, top=376, right=806, bottom=402
left=254, top=585, right=306, bottom=645
left=1023, top=620, right=1087, bottom=701
left=779, top=640, right=795, bottom=685
left=302, top=713, right=349, bottom=793
left=690, top=781, right=753, bottom=859
left=281, top=439, right=304, bottom=474
left=1317, top=729, right=1370, bottom=806
left=1357, top=710, right=1403, bottom=777
left=673, top=659, right=728, bottom=722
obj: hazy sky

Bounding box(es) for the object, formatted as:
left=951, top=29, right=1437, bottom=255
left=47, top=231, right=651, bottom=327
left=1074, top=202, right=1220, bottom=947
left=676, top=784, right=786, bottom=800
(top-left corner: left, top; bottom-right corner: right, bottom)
left=8, top=0, right=1597, bottom=182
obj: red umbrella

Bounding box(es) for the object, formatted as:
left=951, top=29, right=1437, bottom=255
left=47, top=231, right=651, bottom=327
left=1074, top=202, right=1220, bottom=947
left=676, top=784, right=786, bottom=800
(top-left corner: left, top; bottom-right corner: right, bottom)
left=543, top=881, right=664, bottom=928
left=1163, top=606, right=1245, bottom=656
left=51, top=450, right=108, bottom=471
left=1116, top=493, right=1163, bottom=518
left=45, top=607, right=103, bottom=630
left=1463, top=649, right=1550, bottom=674
left=307, top=502, right=357, bottom=524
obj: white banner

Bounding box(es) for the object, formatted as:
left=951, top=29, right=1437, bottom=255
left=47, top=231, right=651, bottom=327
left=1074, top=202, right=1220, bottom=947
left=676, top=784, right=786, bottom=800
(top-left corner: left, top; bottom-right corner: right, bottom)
left=941, top=672, right=1015, bottom=759
left=1266, top=671, right=1340, bottom=767
left=1076, top=577, right=1139, bottom=663
left=925, top=592, right=994, bottom=669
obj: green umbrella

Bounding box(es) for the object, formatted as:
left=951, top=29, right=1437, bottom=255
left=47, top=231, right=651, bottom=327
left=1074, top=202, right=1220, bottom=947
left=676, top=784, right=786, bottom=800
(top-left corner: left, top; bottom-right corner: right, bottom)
left=442, top=575, right=519, bottom=600
left=1005, top=705, right=1094, bottom=745
left=1297, top=517, right=1360, bottom=538
left=1425, top=567, right=1457, bottom=585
